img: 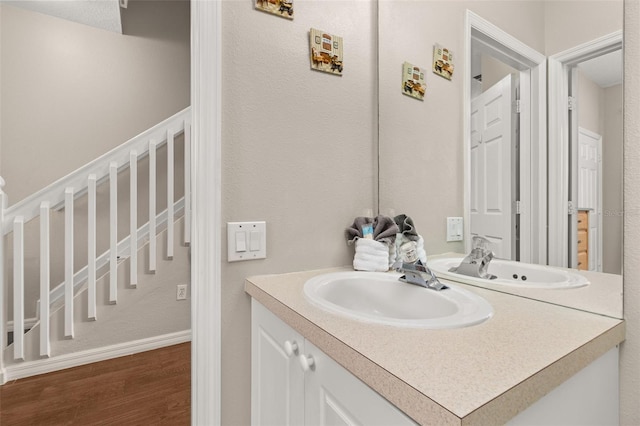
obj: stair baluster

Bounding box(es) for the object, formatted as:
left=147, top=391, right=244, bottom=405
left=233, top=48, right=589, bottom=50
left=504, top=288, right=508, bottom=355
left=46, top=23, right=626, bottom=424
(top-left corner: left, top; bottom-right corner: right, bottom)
left=64, top=188, right=74, bottom=339
left=149, top=141, right=158, bottom=273
left=130, top=151, right=138, bottom=288
left=88, top=175, right=97, bottom=321
left=13, top=216, right=24, bottom=360
left=184, top=120, right=191, bottom=246
left=167, top=130, right=175, bottom=260
left=109, top=162, right=118, bottom=304
left=40, top=202, right=51, bottom=357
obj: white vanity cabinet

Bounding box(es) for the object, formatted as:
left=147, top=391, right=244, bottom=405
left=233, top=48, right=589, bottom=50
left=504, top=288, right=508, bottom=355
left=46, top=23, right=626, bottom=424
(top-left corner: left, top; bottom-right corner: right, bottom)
left=251, top=300, right=417, bottom=426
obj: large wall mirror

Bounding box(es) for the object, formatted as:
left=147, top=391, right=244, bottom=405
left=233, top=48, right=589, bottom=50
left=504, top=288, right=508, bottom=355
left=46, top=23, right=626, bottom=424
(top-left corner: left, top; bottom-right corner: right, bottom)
left=378, top=1, right=623, bottom=318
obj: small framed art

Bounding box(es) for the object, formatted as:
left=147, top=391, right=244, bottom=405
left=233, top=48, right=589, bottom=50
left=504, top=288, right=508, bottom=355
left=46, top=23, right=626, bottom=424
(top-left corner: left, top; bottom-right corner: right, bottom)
left=255, top=0, right=293, bottom=19
left=433, top=43, right=454, bottom=80
left=309, top=28, right=344, bottom=75
left=402, top=62, right=426, bottom=100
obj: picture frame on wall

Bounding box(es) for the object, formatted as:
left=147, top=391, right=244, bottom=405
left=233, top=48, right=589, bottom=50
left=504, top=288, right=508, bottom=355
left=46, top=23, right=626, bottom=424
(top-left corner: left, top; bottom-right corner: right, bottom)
left=255, top=0, right=293, bottom=19
left=402, top=62, right=427, bottom=100
left=309, top=28, right=344, bottom=75
left=433, top=43, right=454, bottom=80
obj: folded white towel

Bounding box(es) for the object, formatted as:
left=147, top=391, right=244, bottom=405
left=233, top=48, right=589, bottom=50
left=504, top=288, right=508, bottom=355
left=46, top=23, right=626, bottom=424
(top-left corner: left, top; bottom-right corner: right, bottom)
left=388, top=243, right=397, bottom=269
left=353, top=238, right=390, bottom=272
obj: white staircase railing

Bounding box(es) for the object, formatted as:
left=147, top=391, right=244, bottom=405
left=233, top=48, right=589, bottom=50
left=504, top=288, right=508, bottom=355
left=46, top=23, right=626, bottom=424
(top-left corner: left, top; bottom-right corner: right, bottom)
left=0, top=107, right=191, bottom=361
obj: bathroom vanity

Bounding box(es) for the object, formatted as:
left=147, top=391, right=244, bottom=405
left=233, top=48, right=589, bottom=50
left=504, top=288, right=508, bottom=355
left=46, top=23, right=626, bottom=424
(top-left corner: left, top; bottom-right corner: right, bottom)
left=245, top=267, right=624, bottom=425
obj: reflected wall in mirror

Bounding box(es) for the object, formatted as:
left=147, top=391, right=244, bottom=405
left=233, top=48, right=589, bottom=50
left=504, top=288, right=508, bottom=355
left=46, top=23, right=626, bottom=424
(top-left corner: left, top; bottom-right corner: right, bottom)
left=378, top=1, right=623, bottom=318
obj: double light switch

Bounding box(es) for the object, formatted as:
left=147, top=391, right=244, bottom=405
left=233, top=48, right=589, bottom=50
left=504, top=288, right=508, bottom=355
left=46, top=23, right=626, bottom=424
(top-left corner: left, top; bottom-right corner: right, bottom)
left=227, top=221, right=267, bottom=262
left=446, top=217, right=463, bottom=242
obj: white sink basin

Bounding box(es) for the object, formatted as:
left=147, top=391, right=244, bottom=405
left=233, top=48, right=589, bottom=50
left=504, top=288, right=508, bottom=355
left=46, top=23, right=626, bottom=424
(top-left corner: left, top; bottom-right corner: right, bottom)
left=303, top=271, right=493, bottom=329
left=427, top=257, right=589, bottom=289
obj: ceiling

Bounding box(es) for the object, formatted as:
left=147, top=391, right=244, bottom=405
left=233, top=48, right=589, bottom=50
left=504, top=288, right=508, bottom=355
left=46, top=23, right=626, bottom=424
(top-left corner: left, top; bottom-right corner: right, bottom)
left=3, top=0, right=123, bottom=33
left=577, top=49, right=623, bottom=88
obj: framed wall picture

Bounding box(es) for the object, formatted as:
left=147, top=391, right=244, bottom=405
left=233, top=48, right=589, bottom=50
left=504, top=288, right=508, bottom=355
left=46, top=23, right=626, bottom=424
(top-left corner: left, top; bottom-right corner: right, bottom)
left=402, top=62, right=426, bottom=100
left=309, top=28, right=344, bottom=75
left=255, top=0, right=293, bottom=19
left=433, top=43, right=454, bottom=80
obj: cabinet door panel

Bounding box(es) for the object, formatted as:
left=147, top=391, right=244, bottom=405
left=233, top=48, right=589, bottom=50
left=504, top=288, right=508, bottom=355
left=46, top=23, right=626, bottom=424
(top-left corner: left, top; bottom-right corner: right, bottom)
left=304, top=340, right=417, bottom=426
left=252, top=301, right=305, bottom=426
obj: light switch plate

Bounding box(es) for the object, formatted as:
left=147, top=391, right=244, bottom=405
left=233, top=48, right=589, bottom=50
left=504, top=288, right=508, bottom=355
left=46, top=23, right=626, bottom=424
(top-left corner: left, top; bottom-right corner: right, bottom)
left=447, top=217, right=463, bottom=242
left=227, top=221, right=267, bottom=262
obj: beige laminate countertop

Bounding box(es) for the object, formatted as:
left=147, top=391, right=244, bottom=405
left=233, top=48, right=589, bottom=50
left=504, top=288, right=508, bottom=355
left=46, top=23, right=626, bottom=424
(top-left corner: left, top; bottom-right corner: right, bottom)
left=244, top=267, right=625, bottom=426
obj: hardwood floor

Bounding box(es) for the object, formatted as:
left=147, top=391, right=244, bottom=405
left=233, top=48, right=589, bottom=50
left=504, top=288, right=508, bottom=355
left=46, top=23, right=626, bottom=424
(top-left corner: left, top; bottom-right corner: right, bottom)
left=0, top=343, right=190, bottom=425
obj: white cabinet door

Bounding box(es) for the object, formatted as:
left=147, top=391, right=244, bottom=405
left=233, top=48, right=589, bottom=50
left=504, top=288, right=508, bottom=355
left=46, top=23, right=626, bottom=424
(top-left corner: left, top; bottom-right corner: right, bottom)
left=252, top=300, right=417, bottom=426
left=303, top=340, right=417, bottom=426
left=251, top=300, right=305, bottom=426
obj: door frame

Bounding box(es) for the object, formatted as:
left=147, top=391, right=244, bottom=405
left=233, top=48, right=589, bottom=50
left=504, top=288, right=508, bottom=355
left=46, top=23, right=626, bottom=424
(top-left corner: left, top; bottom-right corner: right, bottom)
left=191, top=1, right=222, bottom=424
left=547, top=30, right=622, bottom=268
left=464, top=10, right=547, bottom=263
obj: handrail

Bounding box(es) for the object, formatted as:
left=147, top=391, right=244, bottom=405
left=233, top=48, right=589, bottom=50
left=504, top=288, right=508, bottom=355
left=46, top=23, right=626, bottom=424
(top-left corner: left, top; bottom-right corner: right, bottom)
left=2, top=107, right=190, bottom=234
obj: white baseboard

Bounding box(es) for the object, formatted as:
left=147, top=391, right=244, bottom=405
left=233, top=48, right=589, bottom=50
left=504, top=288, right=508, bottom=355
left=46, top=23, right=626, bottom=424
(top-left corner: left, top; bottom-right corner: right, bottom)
left=2, top=330, right=191, bottom=383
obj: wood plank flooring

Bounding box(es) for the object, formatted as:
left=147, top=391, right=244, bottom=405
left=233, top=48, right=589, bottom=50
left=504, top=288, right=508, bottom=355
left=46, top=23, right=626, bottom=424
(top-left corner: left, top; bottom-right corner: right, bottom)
left=0, top=342, right=190, bottom=425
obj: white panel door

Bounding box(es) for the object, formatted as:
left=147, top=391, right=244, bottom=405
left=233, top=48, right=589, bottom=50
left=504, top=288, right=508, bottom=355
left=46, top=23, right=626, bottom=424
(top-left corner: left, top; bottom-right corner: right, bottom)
left=303, top=340, right=417, bottom=426
left=251, top=301, right=305, bottom=426
left=470, top=74, right=517, bottom=259
left=577, top=127, right=602, bottom=271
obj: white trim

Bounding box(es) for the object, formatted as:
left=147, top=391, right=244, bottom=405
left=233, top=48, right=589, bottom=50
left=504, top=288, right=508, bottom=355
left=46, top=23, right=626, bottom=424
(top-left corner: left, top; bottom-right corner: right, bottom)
left=191, top=1, right=222, bottom=424
left=3, top=330, right=191, bottom=382
left=547, top=31, right=622, bottom=267
left=463, top=10, right=546, bottom=263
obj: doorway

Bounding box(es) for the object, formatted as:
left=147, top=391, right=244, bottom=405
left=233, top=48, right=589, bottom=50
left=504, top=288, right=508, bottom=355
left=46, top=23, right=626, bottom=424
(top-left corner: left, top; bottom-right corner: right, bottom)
left=469, top=74, right=519, bottom=259
left=464, top=10, right=547, bottom=263
left=548, top=31, right=623, bottom=272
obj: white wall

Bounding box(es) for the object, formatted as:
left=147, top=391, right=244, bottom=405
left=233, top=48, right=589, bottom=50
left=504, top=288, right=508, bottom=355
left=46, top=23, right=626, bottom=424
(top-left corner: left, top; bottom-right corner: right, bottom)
left=545, top=1, right=624, bottom=56
left=603, top=84, right=623, bottom=274
left=220, top=1, right=377, bottom=424
left=622, top=2, right=640, bottom=423
left=0, top=1, right=190, bottom=203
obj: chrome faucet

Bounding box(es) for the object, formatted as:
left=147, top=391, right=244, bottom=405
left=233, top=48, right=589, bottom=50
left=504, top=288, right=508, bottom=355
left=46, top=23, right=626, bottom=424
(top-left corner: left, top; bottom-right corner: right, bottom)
left=395, top=261, right=449, bottom=291
left=449, top=236, right=497, bottom=280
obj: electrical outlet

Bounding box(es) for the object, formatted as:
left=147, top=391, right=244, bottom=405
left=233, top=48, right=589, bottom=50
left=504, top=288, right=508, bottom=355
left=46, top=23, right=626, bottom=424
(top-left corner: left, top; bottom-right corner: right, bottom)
left=177, top=284, right=188, bottom=300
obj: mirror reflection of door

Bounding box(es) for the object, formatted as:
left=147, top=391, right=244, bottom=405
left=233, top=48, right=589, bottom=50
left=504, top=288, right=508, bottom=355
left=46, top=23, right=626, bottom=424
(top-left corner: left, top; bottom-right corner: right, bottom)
left=470, top=73, right=519, bottom=260
left=565, top=49, right=623, bottom=273
left=576, top=127, right=602, bottom=271
left=466, top=12, right=546, bottom=265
